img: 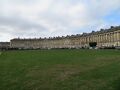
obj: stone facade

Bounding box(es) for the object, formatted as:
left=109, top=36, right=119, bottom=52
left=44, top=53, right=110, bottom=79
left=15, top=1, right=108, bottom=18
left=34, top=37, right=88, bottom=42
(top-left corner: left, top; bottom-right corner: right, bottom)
left=10, top=26, right=120, bottom=49
left=0, top=42, right=10, bottom=49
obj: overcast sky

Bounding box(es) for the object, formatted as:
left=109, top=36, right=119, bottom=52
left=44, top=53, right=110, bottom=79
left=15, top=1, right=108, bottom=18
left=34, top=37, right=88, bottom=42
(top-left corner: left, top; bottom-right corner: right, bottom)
left=0, top=0, right=120, bottom=41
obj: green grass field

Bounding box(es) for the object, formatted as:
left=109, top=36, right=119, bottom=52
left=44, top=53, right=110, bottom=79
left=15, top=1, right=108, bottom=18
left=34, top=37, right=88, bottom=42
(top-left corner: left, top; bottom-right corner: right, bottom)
left=0, top=49, right=120, bottom=90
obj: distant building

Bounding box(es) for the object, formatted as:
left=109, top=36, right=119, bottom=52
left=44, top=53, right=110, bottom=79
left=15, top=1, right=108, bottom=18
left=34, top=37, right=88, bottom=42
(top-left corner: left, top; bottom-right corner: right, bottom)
left=0, top=42, right=10, bottom=50
left=9, top=26, right=120, bottom=49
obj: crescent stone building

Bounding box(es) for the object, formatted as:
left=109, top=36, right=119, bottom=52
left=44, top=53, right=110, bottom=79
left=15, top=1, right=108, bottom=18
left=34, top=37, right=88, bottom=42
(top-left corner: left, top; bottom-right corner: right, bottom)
left=10, top=26, right=120, bottom=49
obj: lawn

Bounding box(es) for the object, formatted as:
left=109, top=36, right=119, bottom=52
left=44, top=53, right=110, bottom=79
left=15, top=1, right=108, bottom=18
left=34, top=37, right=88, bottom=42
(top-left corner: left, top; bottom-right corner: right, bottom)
left=0, top=49, right=120, bottom=90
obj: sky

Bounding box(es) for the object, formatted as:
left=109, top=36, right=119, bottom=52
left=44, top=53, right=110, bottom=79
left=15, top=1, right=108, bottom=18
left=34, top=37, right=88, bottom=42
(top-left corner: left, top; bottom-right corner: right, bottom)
left=0, top=0, right=120, bottom=41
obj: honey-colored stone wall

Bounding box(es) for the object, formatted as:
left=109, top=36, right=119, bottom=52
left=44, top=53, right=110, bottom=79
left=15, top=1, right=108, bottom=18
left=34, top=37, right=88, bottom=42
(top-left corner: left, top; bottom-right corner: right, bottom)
left=10, top=28, right=120, bottom=49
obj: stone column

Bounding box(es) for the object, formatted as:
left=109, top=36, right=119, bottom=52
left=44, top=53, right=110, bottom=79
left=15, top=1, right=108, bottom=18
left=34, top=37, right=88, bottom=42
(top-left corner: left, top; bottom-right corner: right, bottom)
left=115, top=32, right=118, bottom=42
left=118, top=32, right=120, bottom=46
left=116, top=32, right=119, bottom=42
left=113, top=32, right=116, bottom=42
left=98, top=35, right=100, bottom=43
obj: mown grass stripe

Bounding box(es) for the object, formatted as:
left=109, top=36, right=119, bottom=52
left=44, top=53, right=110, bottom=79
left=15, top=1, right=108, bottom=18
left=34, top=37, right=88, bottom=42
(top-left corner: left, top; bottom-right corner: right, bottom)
left=0, top=50, right=120, bottom=90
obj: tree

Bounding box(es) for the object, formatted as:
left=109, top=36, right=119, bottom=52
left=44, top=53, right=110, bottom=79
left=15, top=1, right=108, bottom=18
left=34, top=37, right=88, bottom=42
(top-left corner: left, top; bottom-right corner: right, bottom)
left=89, top=42, right=97, bottom=48
left=111, top=26, right=114, bottom=29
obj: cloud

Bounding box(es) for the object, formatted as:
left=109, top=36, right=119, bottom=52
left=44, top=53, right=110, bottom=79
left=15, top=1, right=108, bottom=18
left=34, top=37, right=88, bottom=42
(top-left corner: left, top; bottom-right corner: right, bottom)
left=0, top=15, right=47, bottom=31
left=0, top=0, right=120, bottom=41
